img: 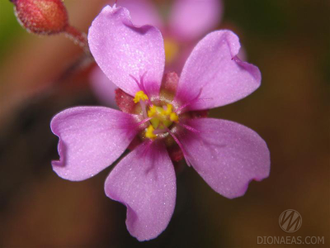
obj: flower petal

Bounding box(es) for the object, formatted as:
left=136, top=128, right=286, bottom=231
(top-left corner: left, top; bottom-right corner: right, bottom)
left=169, top=0, right=223, bottom=40
left=88, top=5, right=165, bottom=97
left=119, top=0, right=163, bottom=28
left=90, top=66, right=118, bottom=108
left=175, top=30, right=261, bottom=111
left=105, top=141, right=176, bottom=241
left=178, top=118, right=270, bottom=199
left=51, top=107, right=138, bottom=181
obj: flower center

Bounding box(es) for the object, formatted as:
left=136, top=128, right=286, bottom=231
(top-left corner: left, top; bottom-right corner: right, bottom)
left=133, top=91, right=179, bottom=140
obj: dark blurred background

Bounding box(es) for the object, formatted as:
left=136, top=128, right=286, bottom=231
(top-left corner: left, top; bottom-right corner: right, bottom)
left=0, top=0, right=329, bottom=247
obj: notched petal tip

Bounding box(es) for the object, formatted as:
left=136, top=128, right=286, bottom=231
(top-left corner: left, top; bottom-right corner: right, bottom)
left=98, top=5, right=157, bottom=32
left=178, top=118, right=270, bottom=199
left=222, top=30, right=261, bottom=85
left=50, top=112, right=82, bottom=181
left=233, top=55, right=262, bottom=83
left=176, top=29, right=262, bottom=110
left=227, top=133, right=270, bottom=199
left=100, top=4, right=118, bottom=14
left=104, top=141, right=176, bottom=241
left=50, top=107, right=138, bottom=182
left=220, top=30, right=241, bottom=56
left=227, top=172, right=270, bottom=199
left=88, top=4, right=165, bottom=97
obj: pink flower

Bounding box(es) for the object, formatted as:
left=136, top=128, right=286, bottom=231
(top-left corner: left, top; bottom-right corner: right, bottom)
left=51, top=5, right=270, bottom=241
left=90, top=0, right=223, bottom=106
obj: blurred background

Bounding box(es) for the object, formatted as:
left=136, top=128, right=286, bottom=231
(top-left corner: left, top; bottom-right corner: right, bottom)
left=0, top=0, right=329, bottom=247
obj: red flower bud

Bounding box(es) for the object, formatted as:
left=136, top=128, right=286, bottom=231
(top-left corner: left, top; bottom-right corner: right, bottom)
left=12, top=0, right=69, bottom=35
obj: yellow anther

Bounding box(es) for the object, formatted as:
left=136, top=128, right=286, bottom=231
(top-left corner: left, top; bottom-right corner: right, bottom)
left=164, top=104, right=173, bottom=115
left=145, top=125, right=156, bottom=139
left=147, top=105, right=157, bottom=117
left=170, top=112, right=179, bottom=122
left=133, top=91, right=149, bottom=103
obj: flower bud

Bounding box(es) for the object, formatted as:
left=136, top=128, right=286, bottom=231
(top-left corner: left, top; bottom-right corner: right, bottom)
left=12, top=0, right=69, bottom=35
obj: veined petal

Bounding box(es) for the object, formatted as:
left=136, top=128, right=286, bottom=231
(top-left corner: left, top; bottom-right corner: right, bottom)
left=119, top=0, right=163, bottom=28
left=51, top=107, right=138, bottom=181
left=105, top=141, right=176, bottom=241
left=178, top=118, right=270, bottom=199
left=175, top=30, right=261, bottom=111
left=90, top=66, right=118, bottom=108
left=169, top=0, right=223, bottom=40
left=88, top=5, right=165, bottom=97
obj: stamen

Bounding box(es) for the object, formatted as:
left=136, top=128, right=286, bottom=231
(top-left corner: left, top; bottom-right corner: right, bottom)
left=164, top=104, right=173, bottom=115
left=147, top=105, right=157, bottom=117
left=133, top=91, right=149, bottom=103
left=145, top=125, right=156, bottom=139
left=170, top=112, right=179, bottom=122
left=133, top=90, right=149, bottom=118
